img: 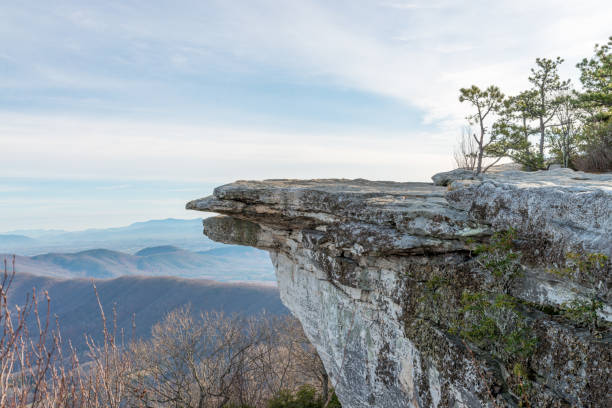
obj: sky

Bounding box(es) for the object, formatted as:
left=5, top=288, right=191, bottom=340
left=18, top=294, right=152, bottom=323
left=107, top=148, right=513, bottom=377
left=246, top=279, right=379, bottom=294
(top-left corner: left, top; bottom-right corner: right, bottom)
left=1, top=0, right=611, bottom=231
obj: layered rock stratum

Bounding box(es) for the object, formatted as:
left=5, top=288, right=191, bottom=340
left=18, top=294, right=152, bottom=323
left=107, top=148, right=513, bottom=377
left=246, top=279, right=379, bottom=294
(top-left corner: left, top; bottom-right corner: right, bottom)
left=187, top=168, right=611, bottom=408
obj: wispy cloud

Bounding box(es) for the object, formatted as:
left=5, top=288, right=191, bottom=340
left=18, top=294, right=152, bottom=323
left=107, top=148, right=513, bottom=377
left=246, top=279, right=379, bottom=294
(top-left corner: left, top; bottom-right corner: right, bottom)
left=0, top=113, right=453, bottom=182
left=3, top=1, right=610, bottom=126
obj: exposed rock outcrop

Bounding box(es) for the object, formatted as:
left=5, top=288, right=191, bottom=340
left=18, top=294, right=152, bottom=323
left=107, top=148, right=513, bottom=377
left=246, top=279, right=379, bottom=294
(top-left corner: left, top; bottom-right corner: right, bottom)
left=187, top=168, right=611, bottom=408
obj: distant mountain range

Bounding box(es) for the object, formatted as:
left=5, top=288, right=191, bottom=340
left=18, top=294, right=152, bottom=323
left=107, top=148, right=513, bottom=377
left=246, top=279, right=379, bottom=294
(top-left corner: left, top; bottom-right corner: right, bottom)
left=5, top=244, right=274, bottom=282
left=2, top=218, right=284, bottom=360
left=1, top=218, right=276, bottom=282
left=7, top=273, right=288, bottom=355
left=1, top=218, right=222, bottom=255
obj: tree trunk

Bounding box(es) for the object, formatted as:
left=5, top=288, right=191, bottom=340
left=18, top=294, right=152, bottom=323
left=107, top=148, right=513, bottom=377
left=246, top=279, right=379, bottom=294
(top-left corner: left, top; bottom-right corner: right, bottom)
left=539, top=87, right=546, bottom=157
left=539, top=116, right=545, bottom=157
left=475, top=105, right=485, bottom=175
left=563, top=133, right=570, bottom=168
left=476, top=125, right=485, bottom=175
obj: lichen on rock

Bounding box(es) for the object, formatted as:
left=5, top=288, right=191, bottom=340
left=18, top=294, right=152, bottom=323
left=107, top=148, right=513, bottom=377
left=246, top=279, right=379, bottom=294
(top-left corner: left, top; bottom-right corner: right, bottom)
left=187, top=168, right=611, bottom=408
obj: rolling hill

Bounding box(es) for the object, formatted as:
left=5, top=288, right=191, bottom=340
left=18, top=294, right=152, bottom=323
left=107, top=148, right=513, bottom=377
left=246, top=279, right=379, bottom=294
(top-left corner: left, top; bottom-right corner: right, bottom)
left=6, top=273, right=288, bottom=355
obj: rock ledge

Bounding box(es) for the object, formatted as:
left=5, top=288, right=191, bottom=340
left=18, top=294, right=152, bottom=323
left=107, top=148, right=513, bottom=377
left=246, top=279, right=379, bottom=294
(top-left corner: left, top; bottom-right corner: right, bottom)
left=187, top=168, right=611, bottom=408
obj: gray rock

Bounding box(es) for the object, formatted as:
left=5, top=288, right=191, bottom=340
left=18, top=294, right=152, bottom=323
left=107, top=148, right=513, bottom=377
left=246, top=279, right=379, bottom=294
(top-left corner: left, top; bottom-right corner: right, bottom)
left=446, top=168, right=612, bottom=258
left=187, top=168, right=611, bottom=408
left=431, top=168, right=477, bottom=186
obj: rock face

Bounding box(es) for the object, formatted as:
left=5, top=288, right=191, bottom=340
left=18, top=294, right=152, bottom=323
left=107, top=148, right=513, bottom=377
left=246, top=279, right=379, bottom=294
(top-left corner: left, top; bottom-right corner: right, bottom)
left=187, top=168, right=611, bottom=408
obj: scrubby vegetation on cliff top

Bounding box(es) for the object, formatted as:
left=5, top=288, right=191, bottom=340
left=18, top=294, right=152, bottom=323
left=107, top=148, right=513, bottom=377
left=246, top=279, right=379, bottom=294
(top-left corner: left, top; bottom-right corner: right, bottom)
left=455, top=36, right=611, bottom=173
left=0, top=258, right=340, bottom=408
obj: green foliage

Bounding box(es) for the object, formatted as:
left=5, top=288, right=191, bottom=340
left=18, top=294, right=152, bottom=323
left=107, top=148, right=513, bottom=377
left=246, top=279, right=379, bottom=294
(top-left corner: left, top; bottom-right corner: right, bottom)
left=459, top=85, right=505, bottom=115
left=267, top=386, right=341, bottom=408
left=457, top=292, right=536, bottom=361
left=475, top=228, right=523, bottom=293
left=574, top=118, right=612, bottom=172
left=424, top=275, right=448, bottom=292
left=574, top=37, right=612, bottom=171
left=416, top=274, right=450, bottom=322
left=548, top=251, right=608, bottom=333
left=528, top=57, right=571, bottom=102
left=576, top=36, right=612, bottom=116
left=457, top=230, right=530, bottom=352
left=560, top=298, right=604, bottom=332
left=422, top=275, right=448, bottom=302
left=549, top=251, right=608, bottom=284
left=459, top=293, right=494, bottom=341
left=526, top=57, right=572, bottom=157
left=458, top=291, right=497, bottom=343
left=548, top=94, right=582, bottom=168
left=489, top=93, right=547, bottom=170
left=488, top=79, right=558, bottom=170
left=503, top=326, right=538, bottom=361
left=452, top=230, right=539, bottom=402
left=512, top=149, right=546, bottom=171
left=458, top=37, right=612, bottom=170
left=454, top=289, right=538, bottom=400
left=453, top=291, right=538, bottom=406
left=512, top=362, right=533, bottom=407
left=512, top=362, right=529, bottom=379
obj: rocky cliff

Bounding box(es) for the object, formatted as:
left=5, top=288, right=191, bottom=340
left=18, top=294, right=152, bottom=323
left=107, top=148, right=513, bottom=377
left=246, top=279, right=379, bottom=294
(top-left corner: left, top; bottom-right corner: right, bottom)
left=187, top=168, right=611, bottom=408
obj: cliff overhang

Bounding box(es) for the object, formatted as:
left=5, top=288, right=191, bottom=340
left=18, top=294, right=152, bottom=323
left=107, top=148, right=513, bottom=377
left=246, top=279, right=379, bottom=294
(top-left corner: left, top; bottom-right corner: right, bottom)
left=187, top=168, right=611, bottom=408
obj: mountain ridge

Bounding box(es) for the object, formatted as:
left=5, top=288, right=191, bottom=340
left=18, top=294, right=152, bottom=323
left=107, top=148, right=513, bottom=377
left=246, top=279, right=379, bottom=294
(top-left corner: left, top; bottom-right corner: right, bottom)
left=1, top=218, right=220, bottom=255
left=4, top=244, right=274, bottom=282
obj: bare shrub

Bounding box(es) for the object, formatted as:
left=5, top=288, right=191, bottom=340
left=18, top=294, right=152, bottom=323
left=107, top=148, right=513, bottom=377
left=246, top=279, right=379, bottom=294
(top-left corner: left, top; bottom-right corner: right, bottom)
left=454, top=128, right=478, bottom=170
left=1, top=257, right=136, bottom=408
left=1, top=256, right=59, bottom=408
left=79, top=285, right=136, bottom=408
left=130, top=308, right=332, bottom=408
left=2, top=258, right=334, bottom=408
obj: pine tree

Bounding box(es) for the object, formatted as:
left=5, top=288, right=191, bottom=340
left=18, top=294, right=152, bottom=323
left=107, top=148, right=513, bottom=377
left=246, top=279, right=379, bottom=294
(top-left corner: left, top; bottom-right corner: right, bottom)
left=528, top=57, right=571, bottom=157
left=458, top=85, right=505, bottom=174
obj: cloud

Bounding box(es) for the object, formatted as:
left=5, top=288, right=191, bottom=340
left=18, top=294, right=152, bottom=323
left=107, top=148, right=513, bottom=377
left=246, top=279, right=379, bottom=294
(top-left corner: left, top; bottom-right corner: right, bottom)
left=4, top=1, right=610, bottom=116
left=0, top=113, right=453, bottom=183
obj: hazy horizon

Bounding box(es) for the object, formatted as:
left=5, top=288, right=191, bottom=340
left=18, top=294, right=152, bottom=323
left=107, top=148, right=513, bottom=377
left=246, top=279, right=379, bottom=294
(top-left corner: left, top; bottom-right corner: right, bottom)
left=1, top=216, right=201, bottom=234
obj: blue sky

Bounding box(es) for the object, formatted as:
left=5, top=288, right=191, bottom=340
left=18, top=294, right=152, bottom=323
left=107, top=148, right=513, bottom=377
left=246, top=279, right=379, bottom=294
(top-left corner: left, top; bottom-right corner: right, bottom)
left=1, top=0, right=610, bottom=230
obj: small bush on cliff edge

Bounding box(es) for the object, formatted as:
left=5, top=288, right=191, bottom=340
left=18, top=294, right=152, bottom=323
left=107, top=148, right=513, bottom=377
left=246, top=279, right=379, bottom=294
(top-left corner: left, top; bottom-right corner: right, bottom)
left=549, top=251, right=609, bottom=334
left=474, top=228, right=523, bottom=293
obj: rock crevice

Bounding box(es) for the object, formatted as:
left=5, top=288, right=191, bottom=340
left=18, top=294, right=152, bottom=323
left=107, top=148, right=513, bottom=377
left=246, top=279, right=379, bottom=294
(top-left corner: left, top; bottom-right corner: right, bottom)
left=187, top=168, right=611, bottom=408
